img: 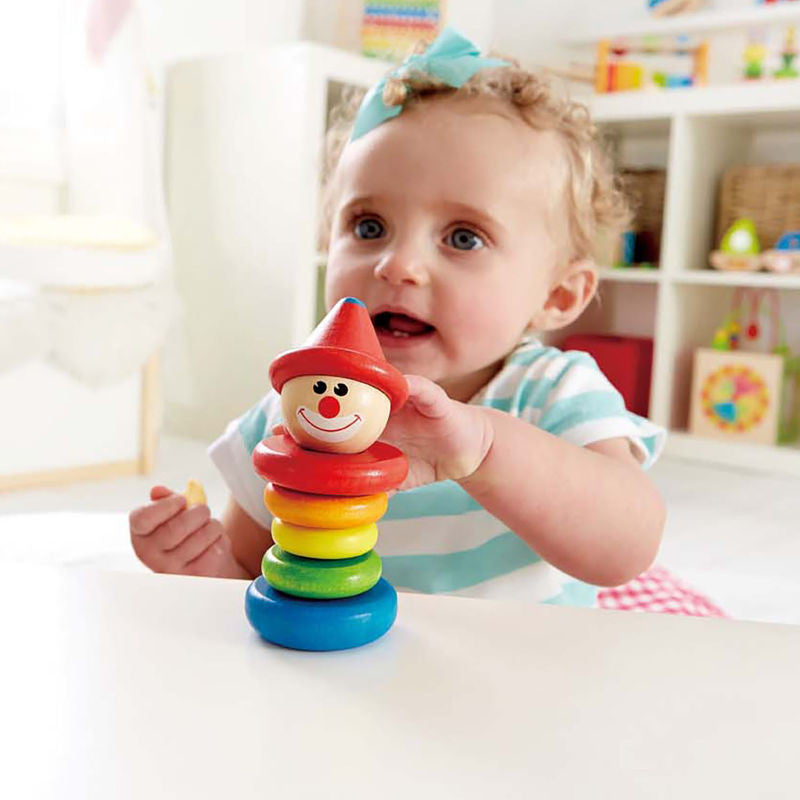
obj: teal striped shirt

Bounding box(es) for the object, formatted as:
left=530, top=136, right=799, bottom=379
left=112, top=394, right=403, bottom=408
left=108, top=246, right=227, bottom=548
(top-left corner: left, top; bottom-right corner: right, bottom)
left=209, top=337, right=665, bottom=606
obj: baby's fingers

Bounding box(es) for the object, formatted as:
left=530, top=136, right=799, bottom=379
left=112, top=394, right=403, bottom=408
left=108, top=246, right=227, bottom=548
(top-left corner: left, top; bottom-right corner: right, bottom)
left=130, top=492, right=186, bottom=536
left=403, top=374, right=450, bottom=419
left=168, top=521, right=225, bottom=572
left=149, top=504, right=211, bottom=552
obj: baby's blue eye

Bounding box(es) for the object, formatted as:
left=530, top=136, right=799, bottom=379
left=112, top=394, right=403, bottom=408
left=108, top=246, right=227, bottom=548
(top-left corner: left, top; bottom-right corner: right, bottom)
left=355, top=218, right=384, bottom=240
left=448, top=228, right=484, bottom=251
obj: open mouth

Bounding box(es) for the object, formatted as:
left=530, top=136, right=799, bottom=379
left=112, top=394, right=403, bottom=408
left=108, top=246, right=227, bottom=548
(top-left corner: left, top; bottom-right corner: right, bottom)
left=372, top=311, right=436, bottom=341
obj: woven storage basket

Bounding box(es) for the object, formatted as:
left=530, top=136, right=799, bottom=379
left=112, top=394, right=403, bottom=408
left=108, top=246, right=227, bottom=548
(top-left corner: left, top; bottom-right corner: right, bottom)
left=716, top=165, right=800, bottom=249
left=621, top=168, right=667, bottom=260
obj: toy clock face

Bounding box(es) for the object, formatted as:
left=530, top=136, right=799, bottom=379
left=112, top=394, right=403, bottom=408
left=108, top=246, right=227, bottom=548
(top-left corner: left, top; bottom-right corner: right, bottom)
left=280, top=374, right=391, bottom=454
left=701, top=365, right=769, bottom=432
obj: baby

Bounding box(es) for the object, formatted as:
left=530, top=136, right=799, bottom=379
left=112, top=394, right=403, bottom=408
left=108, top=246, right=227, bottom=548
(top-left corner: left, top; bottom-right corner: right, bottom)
left=130, top=29, right=668, bottom=608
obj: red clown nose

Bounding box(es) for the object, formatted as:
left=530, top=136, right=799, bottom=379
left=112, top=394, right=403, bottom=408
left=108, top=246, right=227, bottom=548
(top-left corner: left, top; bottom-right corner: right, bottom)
left=318, top=396, right=340, bottom=418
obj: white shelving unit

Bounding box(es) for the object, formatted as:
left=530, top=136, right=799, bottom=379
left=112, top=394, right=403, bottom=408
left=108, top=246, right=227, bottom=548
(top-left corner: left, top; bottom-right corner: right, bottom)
left=165, top=44, right=389, bottom=438
left=572, top=81, right=800, bottom=476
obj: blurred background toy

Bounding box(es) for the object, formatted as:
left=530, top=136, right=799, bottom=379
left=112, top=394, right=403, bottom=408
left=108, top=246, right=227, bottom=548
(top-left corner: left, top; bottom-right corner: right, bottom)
left=743, top=34, right=768, bottom=79
left=648, top=0, right=705, bottom=17
left=361, top=0, right=443, bottom=60
left=774, top=25, right=799, bottom=77
left=595, top=35, right=708, bottom=92
left=762, top=231, right=800, bottom=272
left=691, top=288, right=800, bottom=445
left=710, top=218, right=762, bottom=271
left=615, top=168, right=666, bottom=267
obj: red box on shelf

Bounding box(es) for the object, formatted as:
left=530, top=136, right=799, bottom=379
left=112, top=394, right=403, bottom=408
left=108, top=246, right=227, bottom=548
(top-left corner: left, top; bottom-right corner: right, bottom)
left=561, top=334, right=654, bottom=417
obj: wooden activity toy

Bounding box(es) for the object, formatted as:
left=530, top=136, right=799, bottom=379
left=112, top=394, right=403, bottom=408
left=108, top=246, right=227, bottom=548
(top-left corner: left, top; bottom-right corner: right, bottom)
left=245, top=297, right=409, bottom=651
left=593, top=35, right=708, bottom=93
left=690, top=288, right=800, bottom=445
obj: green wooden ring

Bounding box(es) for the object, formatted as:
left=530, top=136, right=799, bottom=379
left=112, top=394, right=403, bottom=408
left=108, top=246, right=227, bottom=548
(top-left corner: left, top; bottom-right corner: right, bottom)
left=262, top=545, right=382, bottom=599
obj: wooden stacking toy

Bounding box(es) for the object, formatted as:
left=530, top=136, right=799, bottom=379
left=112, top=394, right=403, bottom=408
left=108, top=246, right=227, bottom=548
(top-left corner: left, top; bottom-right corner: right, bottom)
left=245, top=297, right=409, bottom=651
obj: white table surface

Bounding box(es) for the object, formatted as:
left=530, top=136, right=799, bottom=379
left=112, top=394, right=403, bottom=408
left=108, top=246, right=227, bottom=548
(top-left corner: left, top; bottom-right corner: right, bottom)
left=3, top=565, right=800, bottom=800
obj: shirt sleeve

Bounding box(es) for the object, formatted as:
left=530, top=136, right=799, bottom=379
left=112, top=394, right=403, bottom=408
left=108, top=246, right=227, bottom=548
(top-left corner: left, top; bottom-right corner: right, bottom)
left=207, top=390, right=283, bottom=527
left=501, top=345, right=666, bottom=469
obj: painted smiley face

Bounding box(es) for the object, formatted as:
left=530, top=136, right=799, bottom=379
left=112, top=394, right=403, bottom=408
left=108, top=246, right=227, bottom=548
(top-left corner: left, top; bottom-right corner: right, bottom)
left=280, top=375, right=391, bottom=454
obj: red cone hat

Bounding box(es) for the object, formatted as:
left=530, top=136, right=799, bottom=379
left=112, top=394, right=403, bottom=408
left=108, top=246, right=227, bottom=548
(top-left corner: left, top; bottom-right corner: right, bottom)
left=269, top=297, right=408, bottom=411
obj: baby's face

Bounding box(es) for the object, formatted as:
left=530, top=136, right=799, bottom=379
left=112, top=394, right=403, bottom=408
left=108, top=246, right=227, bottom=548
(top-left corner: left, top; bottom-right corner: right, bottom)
left=325, top=95, right=570, bottom=399
left=280, top=374, right=391, bottom=454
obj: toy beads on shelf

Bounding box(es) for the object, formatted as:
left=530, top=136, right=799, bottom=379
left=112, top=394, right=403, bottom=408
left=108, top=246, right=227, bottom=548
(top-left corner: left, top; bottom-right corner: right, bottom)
left=244, top=297, right=409, bottom=652
left=595, top=35, right=708, bottom=93
left=711, top=288, right=782, bottom=353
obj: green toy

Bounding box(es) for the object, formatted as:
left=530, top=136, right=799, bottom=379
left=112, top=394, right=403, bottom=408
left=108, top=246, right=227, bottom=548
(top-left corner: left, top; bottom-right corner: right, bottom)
left=774, top=27, right=799, bottom=79
left=721, top=218, right=760, bottom=255
left=710, top=218, right=762, bottom=271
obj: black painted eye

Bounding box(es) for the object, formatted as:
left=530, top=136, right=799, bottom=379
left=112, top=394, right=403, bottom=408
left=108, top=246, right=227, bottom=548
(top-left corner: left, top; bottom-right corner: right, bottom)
left=313, top=380, right=327, bottom=394
left=334, top=383, right=349, bottom=397
left=448, top=228, right=484, bottom=251
left=355, top=218, right=385, bottom=240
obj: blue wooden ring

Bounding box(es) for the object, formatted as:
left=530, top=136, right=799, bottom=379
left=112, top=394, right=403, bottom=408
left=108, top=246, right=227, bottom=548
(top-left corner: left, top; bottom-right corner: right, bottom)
left=245, top=576, right=397, bottom=651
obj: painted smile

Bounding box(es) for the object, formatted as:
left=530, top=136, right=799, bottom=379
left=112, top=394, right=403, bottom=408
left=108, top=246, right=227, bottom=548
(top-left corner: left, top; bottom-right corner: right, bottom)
left=296, top=407, right=364, bottom=442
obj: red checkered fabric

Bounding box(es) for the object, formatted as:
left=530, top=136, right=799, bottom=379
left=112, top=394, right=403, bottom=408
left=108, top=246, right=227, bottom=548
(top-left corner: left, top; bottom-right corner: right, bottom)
left=597, top=564, right=726, bottom=618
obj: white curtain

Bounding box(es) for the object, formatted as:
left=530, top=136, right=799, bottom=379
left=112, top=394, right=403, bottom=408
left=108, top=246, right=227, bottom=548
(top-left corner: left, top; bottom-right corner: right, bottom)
left=0, top=0, right=176, bottom=386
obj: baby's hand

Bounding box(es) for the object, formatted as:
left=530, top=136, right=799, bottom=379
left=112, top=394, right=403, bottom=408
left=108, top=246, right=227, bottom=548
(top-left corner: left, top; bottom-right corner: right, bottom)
left=129, top=486, right=248, bottom=578
left=381, top=375, right=494, bottom=490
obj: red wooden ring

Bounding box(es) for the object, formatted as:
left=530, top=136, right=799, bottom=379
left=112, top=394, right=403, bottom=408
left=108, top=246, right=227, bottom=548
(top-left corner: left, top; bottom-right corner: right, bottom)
left=253, top=434, right=408, bottom=496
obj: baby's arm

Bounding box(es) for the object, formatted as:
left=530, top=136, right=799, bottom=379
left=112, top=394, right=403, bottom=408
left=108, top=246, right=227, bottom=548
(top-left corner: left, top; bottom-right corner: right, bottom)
left=384, top=375, right=665, bottom=588
left=129, top=488, right=270, bottom=579
left=459, top=409, right=665, bottom=587
left=221, top=495, right=273, bottom=578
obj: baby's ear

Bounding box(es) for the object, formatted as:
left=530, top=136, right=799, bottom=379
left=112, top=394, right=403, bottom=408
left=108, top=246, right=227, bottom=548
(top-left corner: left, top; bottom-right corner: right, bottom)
left=530, top=260, right=598, bottom=332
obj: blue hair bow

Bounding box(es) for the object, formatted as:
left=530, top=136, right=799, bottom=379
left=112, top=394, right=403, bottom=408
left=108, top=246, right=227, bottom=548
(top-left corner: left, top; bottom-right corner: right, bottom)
left=350, top=27, right=511, bottom=141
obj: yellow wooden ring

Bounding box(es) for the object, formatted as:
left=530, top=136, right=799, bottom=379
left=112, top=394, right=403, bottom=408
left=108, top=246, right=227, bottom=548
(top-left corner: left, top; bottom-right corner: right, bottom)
left=271, top=518, right=378, bottom=560
left=263, top=483, right=387, bottom=529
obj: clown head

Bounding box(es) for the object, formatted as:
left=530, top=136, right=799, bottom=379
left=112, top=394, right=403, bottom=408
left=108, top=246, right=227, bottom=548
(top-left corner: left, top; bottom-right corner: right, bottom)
left=269, top=297, right=408, bottom=455
left=280, top=374, right=391, bottom=454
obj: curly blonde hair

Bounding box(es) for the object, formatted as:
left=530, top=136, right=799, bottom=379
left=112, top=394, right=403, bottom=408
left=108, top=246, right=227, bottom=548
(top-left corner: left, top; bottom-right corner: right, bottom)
left=320, top=61, right=631, bottom=264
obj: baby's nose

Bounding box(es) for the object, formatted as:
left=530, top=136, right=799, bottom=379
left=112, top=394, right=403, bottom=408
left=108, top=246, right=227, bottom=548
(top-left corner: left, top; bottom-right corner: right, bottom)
left=318, top=396, right=340, bottom=418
